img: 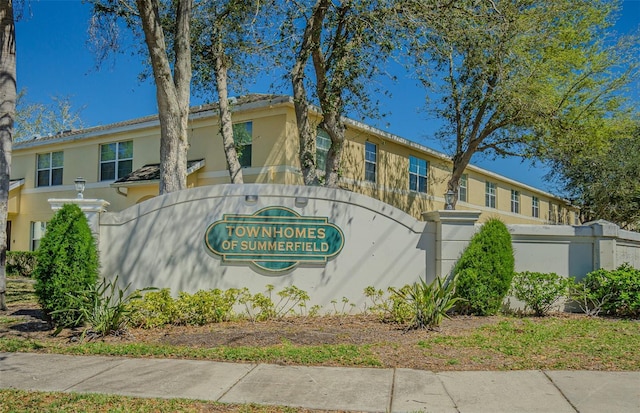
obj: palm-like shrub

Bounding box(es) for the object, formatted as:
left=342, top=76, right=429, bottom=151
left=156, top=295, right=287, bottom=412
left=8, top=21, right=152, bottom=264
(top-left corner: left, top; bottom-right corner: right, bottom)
left=453, top=218, right=515, bottom=315
left=33, top=204, right=99, bottom=327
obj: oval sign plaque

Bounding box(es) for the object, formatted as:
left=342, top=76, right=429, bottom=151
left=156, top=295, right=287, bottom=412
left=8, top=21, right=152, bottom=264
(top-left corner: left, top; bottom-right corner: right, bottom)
left=204, top=207, right=344, bottom=272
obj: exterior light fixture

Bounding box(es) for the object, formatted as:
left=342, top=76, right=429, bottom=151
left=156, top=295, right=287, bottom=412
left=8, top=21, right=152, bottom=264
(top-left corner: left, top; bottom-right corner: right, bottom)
left=74, top=177, right=86, bottom=199
left=245, top=194, right=258, bottom=204
left=444, top=189, right=456, bottom=210
left=295, top=197, right=309, bottom=207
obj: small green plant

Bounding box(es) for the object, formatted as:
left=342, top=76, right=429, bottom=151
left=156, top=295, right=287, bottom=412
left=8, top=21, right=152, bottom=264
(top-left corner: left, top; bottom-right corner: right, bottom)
left=454, top=218, right=515, bottom=315
left=510, top=272, right=570, bottom=316
left=581, top=264, right=640, bottom=317
left=389, top=275, right=463, bottom=330
left=128, top=289, right=178, bottom=328
left=238, top=285, right=313, bottom=321
left=53, top=276, right=147, bottom=338
left=6, top=251, right=38, bottom=278
left=174, top=289, right=239, bottom=325
left=33, top=204, right=99, bottom=327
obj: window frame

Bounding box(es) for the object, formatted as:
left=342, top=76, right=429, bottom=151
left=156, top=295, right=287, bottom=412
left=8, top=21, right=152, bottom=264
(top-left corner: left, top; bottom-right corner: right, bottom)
left=485, top=181, right=497, bottom=208
left=36, top=151, right=64, bottom=187
left=458, top=174, right=468, bottom=203
left=511, top=190, right=520, bottom=214
left=532, top=196, right=540, bottom=218
left=364, top=141, right=377, bottom=183
left=408, top=155, right=428, bottom=193
left=233, top=121, right=253, bottom=168
left=316, top=129, right=331, bottom=172
left=100, top=140, right=133, bottom=181
left=30, top=221, right=47, bottom=251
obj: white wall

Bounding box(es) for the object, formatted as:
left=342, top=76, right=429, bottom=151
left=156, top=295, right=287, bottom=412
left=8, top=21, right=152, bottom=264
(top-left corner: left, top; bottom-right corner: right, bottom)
left=99, top=184, right=430, bottom=310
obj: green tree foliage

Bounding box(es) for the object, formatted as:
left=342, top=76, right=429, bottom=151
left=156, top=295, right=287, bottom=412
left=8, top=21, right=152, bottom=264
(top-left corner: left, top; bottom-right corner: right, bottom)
left=33, top=204, right=99, bottom=327
left=454, top=218, right=514, bottom=315
left=405, top=0, right=639, bottom=207
left=281, top=0, right=398, bottom=187
left=548, top=122, right=640, bottom=228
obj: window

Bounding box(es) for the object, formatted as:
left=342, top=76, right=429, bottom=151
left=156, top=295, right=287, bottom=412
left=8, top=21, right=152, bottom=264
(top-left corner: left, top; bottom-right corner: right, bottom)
left=36, top=151, right=63, bottom=187
left=316, top=129, right=331, bottom=171
left=485, top=181, right=496, bottom=208
left=532, top=196, right=539, bottom=218
left=364, top=142, right=377, bottom=183
left=409, top=156, right=428, bottom=193
left=458, top=174, right=468, bottom=203
left=100, top=141, right=133, bottom=181
left=30, top=221, right=46, bottom=251
left=233, top=122, right=253, bottom=167
left=511, top=190, right=520, bottom=214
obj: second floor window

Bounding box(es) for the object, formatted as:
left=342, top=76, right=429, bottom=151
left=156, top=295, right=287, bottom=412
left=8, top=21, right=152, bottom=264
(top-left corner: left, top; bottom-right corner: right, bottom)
left=409, top=156, right=428, bottom=193
left=233, top=122, right=253, bottom=168
left=36, top=151, right=63, bottom=187
left=458, top=174, right=468, bottom=203
left=485, top=181, right=496, bottom=208
left=316, top=129, right=331, bottom=171
left=364, top=142, right=377, bottom=183
left=532, top=196, right=539, bottom=218
left=100, top=141, right=133, bottom=181
left=511, top=190, right=520, bottom=214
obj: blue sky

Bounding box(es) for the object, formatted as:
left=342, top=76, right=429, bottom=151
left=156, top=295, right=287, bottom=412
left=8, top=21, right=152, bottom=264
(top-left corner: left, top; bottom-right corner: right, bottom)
left=15, top=0, right=640, bottom=192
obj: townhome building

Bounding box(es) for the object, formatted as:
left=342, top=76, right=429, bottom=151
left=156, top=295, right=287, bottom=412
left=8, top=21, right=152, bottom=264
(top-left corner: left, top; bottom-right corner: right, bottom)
left=8, top=94, right=576, bottom=252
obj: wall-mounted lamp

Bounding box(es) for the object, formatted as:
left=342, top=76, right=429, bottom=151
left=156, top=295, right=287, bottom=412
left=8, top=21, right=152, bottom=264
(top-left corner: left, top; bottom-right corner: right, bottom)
left=295, top=197, right=308, bottom=207
left=444, top=189, right=455, bottom=210
left=245, top=194, right=258, bottom=204
left=74, top=177, right=86, bottom=199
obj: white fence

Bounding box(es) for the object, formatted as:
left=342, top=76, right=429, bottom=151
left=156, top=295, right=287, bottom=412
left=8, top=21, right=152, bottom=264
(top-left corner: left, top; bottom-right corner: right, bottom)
left=56, top=184, right=640, bottom=310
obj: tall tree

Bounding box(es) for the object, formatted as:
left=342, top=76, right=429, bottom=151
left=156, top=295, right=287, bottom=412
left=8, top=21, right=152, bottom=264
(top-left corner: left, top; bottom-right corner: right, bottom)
left=191, top=0, right=269, bottom=184
left=92, top=0, right=192, bottom=194
left=0, top=0, right=16, bottom=310
left=407, top=0, right=638, bottom=207
left=283, top=0, right=396, bottom=187
left=549, top=119, right=640, bottom=228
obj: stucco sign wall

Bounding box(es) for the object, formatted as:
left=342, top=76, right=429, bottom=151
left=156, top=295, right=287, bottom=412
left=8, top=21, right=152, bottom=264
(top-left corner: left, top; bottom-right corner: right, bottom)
left=204, top=206, right=344, bottom=272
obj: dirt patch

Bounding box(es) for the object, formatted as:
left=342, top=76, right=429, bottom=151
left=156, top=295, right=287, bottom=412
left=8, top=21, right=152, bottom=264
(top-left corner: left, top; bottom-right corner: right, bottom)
left=1, top=302, right=514, bottom=370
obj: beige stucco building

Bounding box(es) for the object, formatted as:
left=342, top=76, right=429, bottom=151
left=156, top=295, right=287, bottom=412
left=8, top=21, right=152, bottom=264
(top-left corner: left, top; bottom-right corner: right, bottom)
left=9, top=94, right=576, bottom=252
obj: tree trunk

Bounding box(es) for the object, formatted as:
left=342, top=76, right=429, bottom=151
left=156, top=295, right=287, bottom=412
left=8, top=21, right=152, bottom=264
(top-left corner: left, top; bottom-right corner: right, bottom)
left=136, top=0, right=192, bottom=194
left=290, top=0, right=328, bottom=186
left=321, top=112, right=345, bottom=188
left=0, top=0, right=15, bottom=311
left=213, top=36, right=243, bottom=184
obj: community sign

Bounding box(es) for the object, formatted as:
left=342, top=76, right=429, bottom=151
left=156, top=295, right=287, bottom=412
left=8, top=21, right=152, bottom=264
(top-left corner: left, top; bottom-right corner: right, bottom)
left=204, top=207, right=344, bottom=272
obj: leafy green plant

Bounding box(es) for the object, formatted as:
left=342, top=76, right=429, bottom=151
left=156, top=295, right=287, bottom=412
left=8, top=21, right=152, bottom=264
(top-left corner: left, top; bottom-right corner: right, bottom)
left=510, top=272, right=570, bottom=316
left=363, top=285, right=412, bottom=323
left=6, top=251, right=37, bottom=278
left=174, top=289, right=239, bottom=325
left=238, top=285, right=314, bottom=321
left=454, top=218, right=515, bottom=315
left=52, top=276, right=147, bottom=338
left=389, top=275, right=463, bottom=330
left=581, top=264, right=640, bottom=317
left=128, top=289, right=178, bottom=328
left=33, top=204, right=99, bottom=327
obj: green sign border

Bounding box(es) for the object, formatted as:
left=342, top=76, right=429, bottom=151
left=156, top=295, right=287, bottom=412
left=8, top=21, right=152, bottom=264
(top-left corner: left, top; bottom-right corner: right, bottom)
left=204, top=206, right=344, bottom=273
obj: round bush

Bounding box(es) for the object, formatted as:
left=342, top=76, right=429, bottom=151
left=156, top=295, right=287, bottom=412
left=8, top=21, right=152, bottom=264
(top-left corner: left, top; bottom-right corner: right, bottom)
left=454, top=218, right=515, bottom=315
left=33, top=204, right=99, bottom=327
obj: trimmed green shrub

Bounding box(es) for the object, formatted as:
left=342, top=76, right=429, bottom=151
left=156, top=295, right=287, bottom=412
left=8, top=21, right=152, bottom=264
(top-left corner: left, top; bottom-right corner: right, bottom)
left=174, top=289, right=239, bottom=325
left=127, top=288, right=178, bottom=328
left=582, top=264, right=640, bottom=318
left=510, top=271, right=570, bottom=316
left=6, top=251, right=38, bottom=278
left=453, top=218, right=515, bottom=315
left=33, top=204, right=99, bottom=327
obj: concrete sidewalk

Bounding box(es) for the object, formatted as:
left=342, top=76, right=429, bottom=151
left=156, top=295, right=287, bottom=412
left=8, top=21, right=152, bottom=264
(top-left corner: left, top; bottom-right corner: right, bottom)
left=1, top=352, right=638, bottom=412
